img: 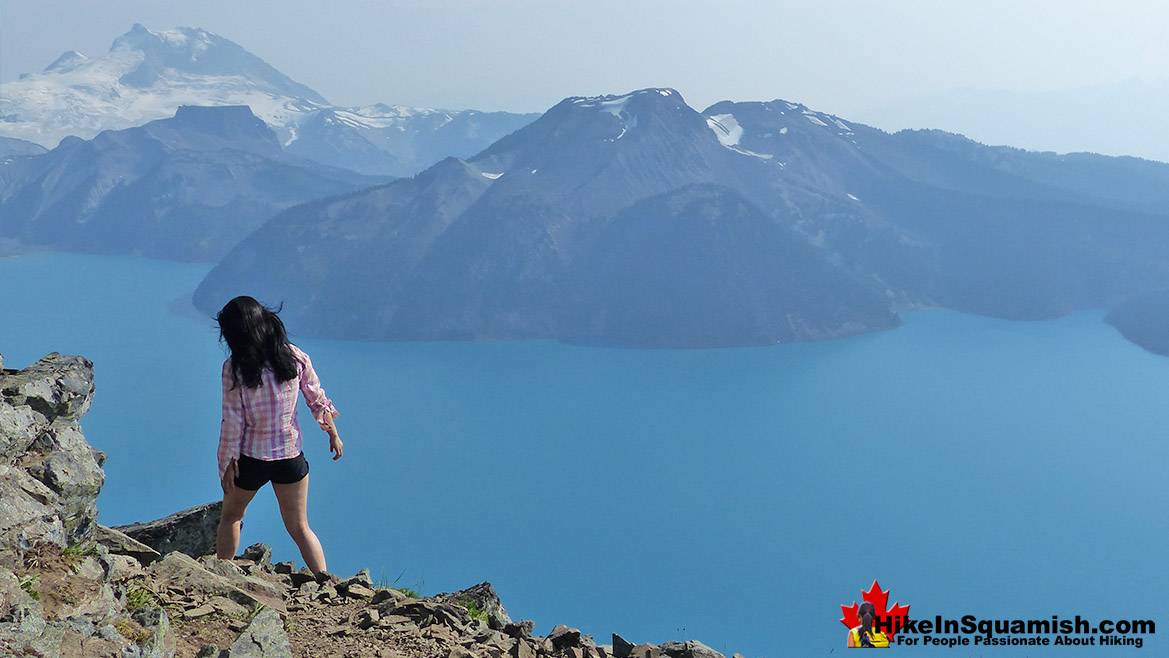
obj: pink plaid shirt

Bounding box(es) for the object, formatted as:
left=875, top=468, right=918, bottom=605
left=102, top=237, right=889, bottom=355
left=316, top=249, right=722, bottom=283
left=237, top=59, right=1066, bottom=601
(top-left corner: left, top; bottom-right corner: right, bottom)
left=217, top=344, right=338, bottom=478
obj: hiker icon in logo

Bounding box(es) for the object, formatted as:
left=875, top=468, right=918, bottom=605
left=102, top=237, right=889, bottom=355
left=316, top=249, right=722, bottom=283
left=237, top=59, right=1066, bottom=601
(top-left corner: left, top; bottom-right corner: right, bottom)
left=840, top=580, right=910, bottom=648
left=848, top=601, right=889, bottom=647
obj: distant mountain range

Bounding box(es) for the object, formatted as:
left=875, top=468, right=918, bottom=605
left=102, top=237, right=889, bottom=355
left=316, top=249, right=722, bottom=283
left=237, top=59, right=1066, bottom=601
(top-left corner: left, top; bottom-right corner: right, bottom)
left=0, top=105, right=383, bottom=261
left=855, top=78, right=1169, bottom=165
left=0, top=137, right=48, bottom=158
left=0, top=25, right=537, bottom=177
left=6, top=25, right=1169, bottom=350
left=193, top=88, right=1169, bottom=348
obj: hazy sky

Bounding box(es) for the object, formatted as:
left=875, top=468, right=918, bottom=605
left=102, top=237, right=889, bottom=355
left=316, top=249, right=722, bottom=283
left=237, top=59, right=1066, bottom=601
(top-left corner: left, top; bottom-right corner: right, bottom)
left=3, top=0, right=1168, bottom=158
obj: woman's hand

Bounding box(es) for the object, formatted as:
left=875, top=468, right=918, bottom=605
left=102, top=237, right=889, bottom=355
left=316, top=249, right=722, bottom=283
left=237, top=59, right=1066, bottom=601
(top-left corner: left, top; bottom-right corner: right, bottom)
left=221, top=459, right=239, bottom=494
left=320, top=413, right=342, bottom=460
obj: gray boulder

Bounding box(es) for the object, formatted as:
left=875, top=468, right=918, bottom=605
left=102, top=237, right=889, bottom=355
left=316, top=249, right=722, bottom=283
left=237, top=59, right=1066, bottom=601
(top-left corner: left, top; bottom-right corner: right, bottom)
left=0, top=397, right=47, bottom=462
left=240, top=542, right=272, bottom=566
left=148, top=551, right=286, bottom=612
left=113, top=500, right=222, bottom=558
left=226, top=607, right=291, bottom=658
left=549, top=625, right=583, bottom=651
left=0, top=463, right=67, bottom=567
left=22, top=420, right=105, bottom=544
left=612, top=634, right=635, bottom=658
left=505, top=619, right=536, bottom=639
left=0, top=353, right=95, bottom=421
left=94, top=524, right=162, bottom=565
left=129, top=606, right=175, bottom=658
left=681, top=641, right=725, bottom=658
left=435, top=581, right=513, bottom=630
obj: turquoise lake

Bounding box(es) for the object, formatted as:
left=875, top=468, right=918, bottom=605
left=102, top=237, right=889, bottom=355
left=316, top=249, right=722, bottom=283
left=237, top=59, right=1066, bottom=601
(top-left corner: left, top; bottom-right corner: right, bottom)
left=1, top=252, right=1165, bottom=656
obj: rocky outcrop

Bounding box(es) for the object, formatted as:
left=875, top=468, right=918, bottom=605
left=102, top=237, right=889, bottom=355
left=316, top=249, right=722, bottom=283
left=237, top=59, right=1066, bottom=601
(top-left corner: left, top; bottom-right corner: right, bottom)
left=113, top=500, right=223, bottom=559
left=0, top=353, right=102, bottom=566
left=94, top=524, right=162, bottom=565
left=435, top=582, right=513, bottom=631
left=0, top=353, right=158, bottom=656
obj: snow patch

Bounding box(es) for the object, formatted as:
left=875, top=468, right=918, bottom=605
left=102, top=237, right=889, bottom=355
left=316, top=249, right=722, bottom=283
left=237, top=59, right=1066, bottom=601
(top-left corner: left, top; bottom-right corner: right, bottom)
left=575, top=94, right=632, bottom=117
left=706, top=114, right=743, bottom=147
left=805, top=115, right=828, bottom=127
left=705, top=113, right=771, bottom=158
left=733, top=148, right=773, bottom=160
left=481, top=172, right=503, bottom=180
left=847, top=193, right=859, bottom=201
left=780, top=127, right=788, bottom=135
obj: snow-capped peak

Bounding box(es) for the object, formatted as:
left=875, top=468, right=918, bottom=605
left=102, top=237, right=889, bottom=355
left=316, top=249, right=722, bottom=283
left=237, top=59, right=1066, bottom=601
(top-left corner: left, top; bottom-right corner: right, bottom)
left=566, top=89, right=684, bottom=140
left=571, top=87, right=681, bottom=109
left=43, top=50, right=89, bottom=74
left=0, top=25, right=539, bottom=178
left=0, top=24, right=331, bottom=148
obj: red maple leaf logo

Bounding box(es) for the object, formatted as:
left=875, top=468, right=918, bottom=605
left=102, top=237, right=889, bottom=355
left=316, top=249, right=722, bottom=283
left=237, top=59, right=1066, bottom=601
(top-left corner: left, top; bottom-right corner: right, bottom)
left=840, top=580, right=911, bottom=640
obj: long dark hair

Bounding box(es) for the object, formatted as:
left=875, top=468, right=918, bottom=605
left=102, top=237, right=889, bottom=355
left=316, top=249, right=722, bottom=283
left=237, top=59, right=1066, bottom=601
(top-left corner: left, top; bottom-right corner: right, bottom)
left=217, top=296, right=299, bottom=389
left=857, top=601, right=876, bottom=646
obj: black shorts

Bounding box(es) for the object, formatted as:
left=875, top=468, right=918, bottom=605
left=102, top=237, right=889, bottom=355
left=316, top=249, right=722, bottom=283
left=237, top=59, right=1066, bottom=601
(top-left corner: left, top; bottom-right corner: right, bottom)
left=235, top=452, right=309, bottom=490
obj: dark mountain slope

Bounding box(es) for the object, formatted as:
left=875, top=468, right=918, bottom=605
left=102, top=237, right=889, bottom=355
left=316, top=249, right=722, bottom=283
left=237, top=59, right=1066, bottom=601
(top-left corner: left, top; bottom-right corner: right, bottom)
left=707, top=99, right=1169, bottom=318
left=194, top=90, right=897, bottom=347
left=571, top=184, right=898, bottom=347
left=0, top=106, right=384, bottom=261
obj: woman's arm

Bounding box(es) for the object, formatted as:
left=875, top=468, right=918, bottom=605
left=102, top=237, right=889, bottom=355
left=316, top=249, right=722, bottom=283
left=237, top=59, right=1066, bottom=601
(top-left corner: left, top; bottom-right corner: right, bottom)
left=217, top=360, right=245, bottom=482
left=292, top=345, right=343, bottom=459
left=293, top=346, right=339, bottom=426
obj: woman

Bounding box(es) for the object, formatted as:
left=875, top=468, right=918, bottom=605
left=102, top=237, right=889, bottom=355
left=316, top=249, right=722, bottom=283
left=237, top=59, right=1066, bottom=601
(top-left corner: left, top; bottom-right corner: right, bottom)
left=847, top=601, right=890, bottom=648
left=215, top=296, right=343, bottom=576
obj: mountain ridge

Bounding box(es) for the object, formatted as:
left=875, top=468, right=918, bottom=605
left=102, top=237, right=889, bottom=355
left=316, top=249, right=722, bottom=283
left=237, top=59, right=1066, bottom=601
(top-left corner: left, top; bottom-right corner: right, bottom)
left=192, top=87, right=1169, bottom=348
left=0, top=25, right=538, bottom=177
left=0, top=105, right=384, bottom=262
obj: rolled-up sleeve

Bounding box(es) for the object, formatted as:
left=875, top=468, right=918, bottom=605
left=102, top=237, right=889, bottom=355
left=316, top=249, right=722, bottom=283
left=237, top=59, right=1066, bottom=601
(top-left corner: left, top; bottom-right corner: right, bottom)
left=218, top=360, right=245, bottom=478
left=294, top=346, right=339, bottom=423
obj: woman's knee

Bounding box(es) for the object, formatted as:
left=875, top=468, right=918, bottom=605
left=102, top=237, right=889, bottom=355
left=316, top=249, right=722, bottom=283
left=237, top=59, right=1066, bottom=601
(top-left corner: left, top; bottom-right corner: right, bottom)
left=220, top=494, right=253, bottom=525
left=220, top=509, right=246, bottom=526
left=284, top=521, right=314, bottom=543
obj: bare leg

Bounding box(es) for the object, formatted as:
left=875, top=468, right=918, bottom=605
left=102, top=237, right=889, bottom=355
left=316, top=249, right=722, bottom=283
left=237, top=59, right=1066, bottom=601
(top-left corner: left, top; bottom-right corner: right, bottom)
left=273, top=475, right=327, bottom=574
left=217, top=486, right=258, bottom=560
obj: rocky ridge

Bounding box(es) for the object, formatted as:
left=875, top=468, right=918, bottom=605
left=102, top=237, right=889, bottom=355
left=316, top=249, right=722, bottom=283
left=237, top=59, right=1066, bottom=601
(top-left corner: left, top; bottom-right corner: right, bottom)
left=1, top=354, right=734, bottom=658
